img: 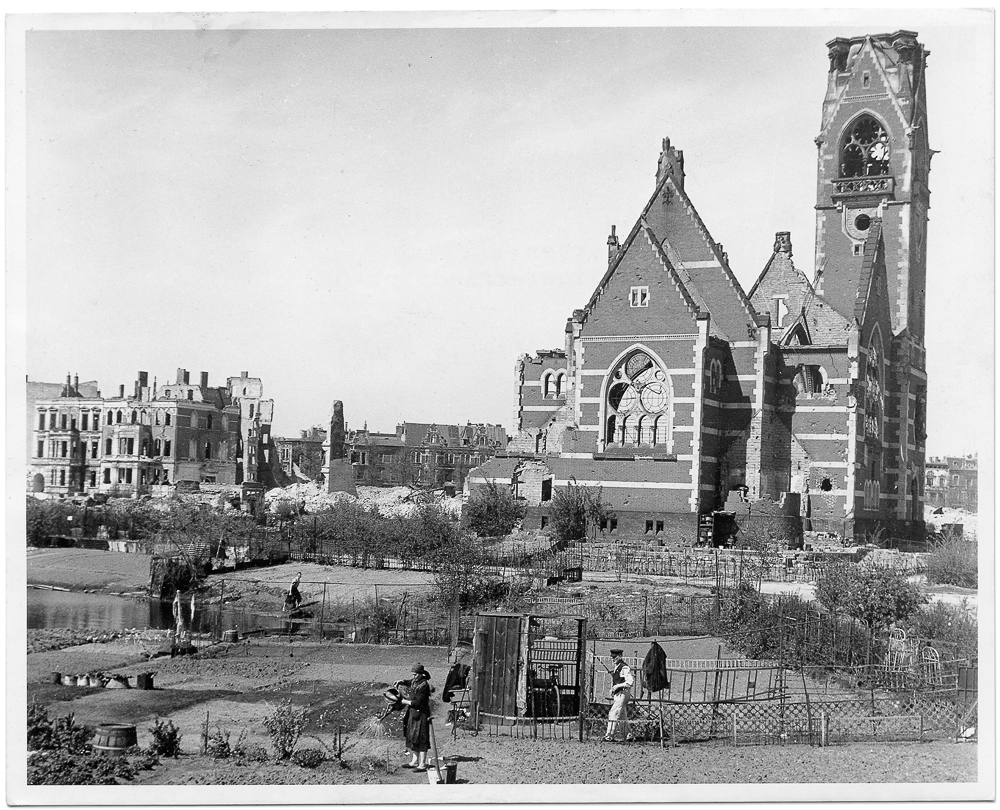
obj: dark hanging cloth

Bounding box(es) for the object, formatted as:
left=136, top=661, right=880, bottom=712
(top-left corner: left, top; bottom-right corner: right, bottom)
left=643, top=640, right=670, bottom=693
left=442, top=663, right=470, bottom=702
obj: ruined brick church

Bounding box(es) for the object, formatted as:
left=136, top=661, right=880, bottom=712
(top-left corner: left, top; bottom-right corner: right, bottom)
left=470, top=31, right=930, bottom=542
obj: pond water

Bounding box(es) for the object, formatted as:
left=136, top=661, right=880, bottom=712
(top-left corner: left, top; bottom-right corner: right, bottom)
left=26, top=588, right=288, bottom=633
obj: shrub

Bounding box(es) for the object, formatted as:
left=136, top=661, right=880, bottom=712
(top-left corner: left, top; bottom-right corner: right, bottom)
left=291, top=747, right=325, bottom=768
left=28, top=704, right=92, bottom=754
left=908, top=600, right=978, bottom=661
left=816, top=561, right=926, bottom=632
left=148, top=718, right=182, bottom=757
left=263, top=700, right=309, bottom=760
left=549, top=480, right=614, bottom=545
left=28, top=749, right=136, bottom=786
left=206, top=726, right=231, bottom=760
left=925, top=531, right=977, bottom=588
left=464, top=481, right=525, bottom=538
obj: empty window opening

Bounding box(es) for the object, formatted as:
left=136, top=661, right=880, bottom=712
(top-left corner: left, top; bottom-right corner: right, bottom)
left=49, top=413, right=57, bottom=429
left=60, top=414, right=67, bottom=430
left=207, top=414, right=213, bottom=429
left=165, top=413, right=172, bottom=426
left=540, top=516, right=549, bottom=529
left=60, top=441, right=68, bottom=458
left=91, top=441, right=98, bottom=458
left=107, top=411, right=113, bottom=425
left=645, top=520, right=654, bottom=534
left=204, top=441, right=212, bottom=459
left=861, top=71, right=870, bottom=88
left=541, top=478, right=553, bottom=502
left=164, top=440, right=172, bottom=457
left=249, top=404, right=255, bottom=418
left=125, top=468, right=133, bottom=484
left=154, top=439, right=161, bottom=455
left=59, top=470, right=66, bottom=486
left=127, top=438, right=135, bottom=455
left=131, top=410, right=137, bottom=424
left=820, top=478, right=833, bottom=492
left=630, top=286, right=650, bottom=307
left=38, top=413, right=45, bottom=430
left=81, top=413, right=89, bottom=431
left=610, top=518, right=618, bottom=534
left=841, top=115, right=890, bottom=178
left=656, top=520, right=664, bottom=534
left=36, top=440, right=43, bottom=458
left=103, top=469, right=111, bottom=484
left=89, top=472, right=96, bottom=488
left=186, top=390, right=193, bottom=401
left=105, top=438, right=112, bottom=455
left=853, top=243, right=862, bottom=256
left=116, top=410, right=123, bottom=424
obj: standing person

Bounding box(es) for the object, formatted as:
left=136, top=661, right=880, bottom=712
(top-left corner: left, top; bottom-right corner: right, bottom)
left=603, top=648, right=634, bottom=742
left=284, top=572, right=302, bottom=612
left=396, top=663, right=432, bottom=771
left=172, top=589, right=185, bottom=647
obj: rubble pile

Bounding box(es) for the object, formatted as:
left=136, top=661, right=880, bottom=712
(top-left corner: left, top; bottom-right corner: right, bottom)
left=263, top=483, right=463, bottom=518
left=925, top=506, right=977, bottom=539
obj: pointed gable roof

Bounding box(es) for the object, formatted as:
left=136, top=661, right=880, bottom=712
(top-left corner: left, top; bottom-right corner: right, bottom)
left=583, top=146, right=759, bottom=342
left=748, top=232, right=851, bottom=347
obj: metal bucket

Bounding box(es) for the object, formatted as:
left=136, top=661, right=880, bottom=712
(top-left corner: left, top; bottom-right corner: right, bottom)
left=443, top=760, right=458, bottom=784
left=93, top=724, right=137, bottom=756
left=223, top=629, right=239, bottom=643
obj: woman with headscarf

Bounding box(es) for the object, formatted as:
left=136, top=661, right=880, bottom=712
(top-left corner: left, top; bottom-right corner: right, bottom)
left=396, top=663, right=432, bottom=771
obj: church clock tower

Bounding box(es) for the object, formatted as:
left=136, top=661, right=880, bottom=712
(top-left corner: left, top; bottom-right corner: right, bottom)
left=813, top=31, right=931, bottom=531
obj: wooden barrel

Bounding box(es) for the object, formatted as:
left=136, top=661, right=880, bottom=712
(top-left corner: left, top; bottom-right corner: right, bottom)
left=93, top=724, right=137, bottom=755
left=222, top=629, right=239, bottom=643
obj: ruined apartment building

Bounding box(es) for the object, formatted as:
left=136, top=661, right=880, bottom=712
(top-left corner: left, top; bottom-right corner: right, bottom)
left=347, top=422, right=507, bottom=489
left=28, top=368, right=279, bottom=497
left=925, top=455, right=978, bottom=512
left=471, top=32, right=930, bottom=542
left=274, top=426, right=328, bottom=483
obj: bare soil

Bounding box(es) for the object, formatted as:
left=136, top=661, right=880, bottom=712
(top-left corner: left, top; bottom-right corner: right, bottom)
left=25, top=636, right=976, bottom=786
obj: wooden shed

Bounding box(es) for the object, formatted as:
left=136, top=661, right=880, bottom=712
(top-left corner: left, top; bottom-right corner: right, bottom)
left=469, top=612, right=587, bottom=723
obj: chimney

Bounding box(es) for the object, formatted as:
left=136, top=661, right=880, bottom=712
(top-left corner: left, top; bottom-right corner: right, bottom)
left=176, top=367, right=186, bottom=385
left=73, top=374, right=79, bottom=393
left=241, top=371, right=248, bottom=378
left=607, top=225, right=619, bottom=263
left=138, top=371, right=148, bottom=388
left=200, top=371, right=209, bottom=388
left=119, top=384, right=125, bottom=398
left=773, top=232, right=793, bottom=255
left=183, top=370, right=190, bottom=384
left=656, top=136, right=685, bottom=191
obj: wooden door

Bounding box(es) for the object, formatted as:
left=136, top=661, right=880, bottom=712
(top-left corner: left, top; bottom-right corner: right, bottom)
left=471, top=614, right=522, bottom=719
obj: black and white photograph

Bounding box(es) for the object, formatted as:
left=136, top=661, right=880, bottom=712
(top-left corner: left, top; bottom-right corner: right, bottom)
left=7, top=8, right=993, bottom=804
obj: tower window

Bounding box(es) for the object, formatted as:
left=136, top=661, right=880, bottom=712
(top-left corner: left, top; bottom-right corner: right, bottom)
left=841, top=115, right=890, bottom=178
left=630, top=286, right=650, bottom=307
left=862, top=71, right=870, bottom=88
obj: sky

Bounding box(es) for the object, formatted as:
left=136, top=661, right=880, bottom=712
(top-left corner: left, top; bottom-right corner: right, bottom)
left=12, top=11, right=994, bottom=459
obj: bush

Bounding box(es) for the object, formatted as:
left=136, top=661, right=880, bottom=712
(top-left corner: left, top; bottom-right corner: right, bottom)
left=148, top=718, right=182, bottom=757
left=464, top=481, right=525, bottom=538
left=925, top=531, right=977, bottom=588
left=28, top=703, right=93, bottom=753
left=263, top=700, right=309, bottom=760
left=206, top=726, right=231, bottom=760
left=908, top=600, right=978, bottom=661
left=816, top=561, right=926, bottom=632
left=28, top=749, right=136, bottom=786
left=291, top=747, right=325, bottom=768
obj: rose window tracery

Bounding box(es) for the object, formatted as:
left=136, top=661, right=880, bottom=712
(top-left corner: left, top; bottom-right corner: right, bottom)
left=841, top=115, right=890, bottom=178
left=605, top=350, right=670, bottom=447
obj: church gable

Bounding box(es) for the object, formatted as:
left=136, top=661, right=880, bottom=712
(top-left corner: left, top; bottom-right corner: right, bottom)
left=748, top=232, right=816, bottom=339
left=644, top=174, right=757, bottom=342
left=854, top=221, right=892, bottom=332
left=582, top=222, right=701, bottom=338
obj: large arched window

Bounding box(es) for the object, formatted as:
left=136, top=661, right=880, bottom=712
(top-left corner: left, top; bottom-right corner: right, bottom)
left=604, top=349, right=670, bottom=448
left=841, top=115, right=890, bottom=178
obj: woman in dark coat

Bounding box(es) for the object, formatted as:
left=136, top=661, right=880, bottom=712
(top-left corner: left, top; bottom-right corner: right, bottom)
left=397, top=663, right=432, bottom=771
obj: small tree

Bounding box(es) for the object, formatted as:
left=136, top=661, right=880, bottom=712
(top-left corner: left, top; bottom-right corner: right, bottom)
left=816, top=561, right=926, bottom=632
left=925, top=529, right=977, bottom=588
left=464, top=481, right=524, bottom=538
left=549, top=480, right=613, bottom=546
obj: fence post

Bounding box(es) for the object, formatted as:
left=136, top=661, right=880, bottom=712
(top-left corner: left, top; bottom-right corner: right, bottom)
left=217, top=579, right=225, bottom=641
left=319, top=582, right=327, bottom=641
left=732, top=708, right=738, bottom=746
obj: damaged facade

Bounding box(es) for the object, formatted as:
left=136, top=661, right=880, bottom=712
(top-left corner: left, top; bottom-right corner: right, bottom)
left=471, top=32, right=930, bottom=542
left=347, top=422, right=507, bottom=489
left=28, top=368, right=280, bottom=497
